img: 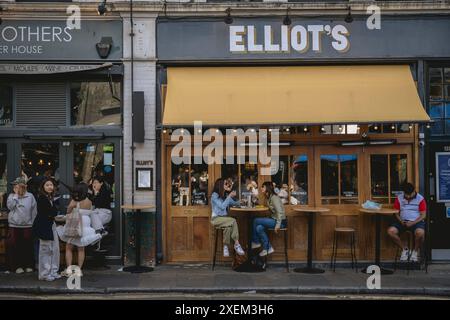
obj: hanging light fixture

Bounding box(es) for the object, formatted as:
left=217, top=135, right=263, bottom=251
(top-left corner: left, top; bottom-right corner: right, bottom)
left=283, top=7, right=292, bottom=26
left=224, top=8, right=233, bottom=25
left=344, top=6, right=353, bottom=23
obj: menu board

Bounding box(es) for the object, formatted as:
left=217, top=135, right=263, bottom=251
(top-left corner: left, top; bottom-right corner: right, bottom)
left=436, top=152, right=450, bottom=202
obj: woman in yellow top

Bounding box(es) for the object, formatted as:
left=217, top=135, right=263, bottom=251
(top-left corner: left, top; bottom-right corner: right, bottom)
left=251, top=181, right=287, bottom=256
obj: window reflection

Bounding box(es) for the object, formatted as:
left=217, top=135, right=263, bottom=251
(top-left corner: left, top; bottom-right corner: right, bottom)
left=71, top=81, right=121, bottom=126
left=321, top=155, right=339, bottom=204
left=340, top=155, right=358, bottom=204
left=0, top=85, right=12, bottom=127
left=272, top=156, right=289, bottom=205
left=190, top=163, right=208, bottom=205
left=0, top=144, right=6, bottom=210
left=240, top=161, right=259, bottom=207
left=371, top=155, right=389, bottom=203
left=370, top=154, right=407, bottom=204
left=171, top=163, right=190, bottom=206
left=290, top=155, right=308, bottom=205
left=321, top=154, right=358, bottom=205
left=390, top=154, right=407, bottom=200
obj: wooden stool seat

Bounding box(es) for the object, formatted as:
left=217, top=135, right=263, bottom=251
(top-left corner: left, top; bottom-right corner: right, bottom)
left=331, top=227, right=357, bottom=272
left=334, top=227, right=355, bottom=233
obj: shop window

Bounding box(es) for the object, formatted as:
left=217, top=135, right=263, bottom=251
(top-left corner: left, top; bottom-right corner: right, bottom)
left=271, top=156, right=289, bottom=205
left=320, top=124, right=359, bottom=135
left=370, top=154, right=407, bottom=204
left=73, top=143, right=116, bottom=207
left=321, top=154, right=358, bottom=205
left=290, top=155, right=308, bottom=205
left=428, top=67, right=450, bottom=136
left=0, top=84, right=13, bottom=127
left=0, top=144, right=6, bottom=210
left=71, top=81, right=121, bottom=126
left=220, top=157, right=258, bottom=207
left=171, top=161, right=208, bottom=206
left=21, top=143, right=59, bottom=198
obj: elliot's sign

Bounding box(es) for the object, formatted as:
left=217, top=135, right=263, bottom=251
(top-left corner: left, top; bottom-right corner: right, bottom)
left=229, top=24, right=350, bottom=54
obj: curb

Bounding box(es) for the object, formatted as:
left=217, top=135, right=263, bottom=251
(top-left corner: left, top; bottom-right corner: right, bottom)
left=1, top=286, right=449, bottom=297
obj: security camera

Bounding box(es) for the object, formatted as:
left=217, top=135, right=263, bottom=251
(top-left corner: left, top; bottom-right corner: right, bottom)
left=419, top=140, right=425, bottom=147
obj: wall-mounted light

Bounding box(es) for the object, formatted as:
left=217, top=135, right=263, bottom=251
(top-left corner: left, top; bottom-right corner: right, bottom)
left=96, top=37, right=113, bottom=59
left=224, top=8, right=233, bottom=25
left=283, top=7, right=291, bottom=26
left=344, top=6, right=353, bottom=23
left=97, top=0, right=107, bottom=16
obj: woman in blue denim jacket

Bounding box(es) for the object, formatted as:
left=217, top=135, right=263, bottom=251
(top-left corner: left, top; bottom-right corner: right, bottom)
left=211, top=178, right=245, bottom=257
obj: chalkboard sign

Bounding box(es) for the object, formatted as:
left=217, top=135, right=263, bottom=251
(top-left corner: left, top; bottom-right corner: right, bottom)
left=436, top=152, right=450, bottom=202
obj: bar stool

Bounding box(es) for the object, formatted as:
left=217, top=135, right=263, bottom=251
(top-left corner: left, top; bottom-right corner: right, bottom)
left=330, top=227, right=357, bottom=272
left=211, top=226, right=229, bottom=271
left=393, top=230, right=428, bottom=275
left=266, top=228, right=289, bottom=272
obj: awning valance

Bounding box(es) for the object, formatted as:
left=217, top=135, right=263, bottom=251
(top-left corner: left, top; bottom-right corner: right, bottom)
left=162, top=65, right=430, bottom=127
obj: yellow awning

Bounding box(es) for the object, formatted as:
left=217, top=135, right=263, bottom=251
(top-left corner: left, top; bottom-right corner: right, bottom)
left=162, top=65, right=430, bottom=127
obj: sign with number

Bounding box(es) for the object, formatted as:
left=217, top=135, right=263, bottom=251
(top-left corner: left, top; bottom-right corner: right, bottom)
left=436, top=152, right=450, bottom=202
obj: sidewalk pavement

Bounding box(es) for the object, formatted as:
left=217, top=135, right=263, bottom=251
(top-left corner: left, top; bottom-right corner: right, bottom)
left=1, top=263, right=450, bottom=297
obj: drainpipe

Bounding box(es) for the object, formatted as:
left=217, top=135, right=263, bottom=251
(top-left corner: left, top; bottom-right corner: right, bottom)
left=130, top=0, right=135, bottom=207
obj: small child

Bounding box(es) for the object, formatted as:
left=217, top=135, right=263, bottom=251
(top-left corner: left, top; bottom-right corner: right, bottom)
left=32, top=177, right=60, bottom=281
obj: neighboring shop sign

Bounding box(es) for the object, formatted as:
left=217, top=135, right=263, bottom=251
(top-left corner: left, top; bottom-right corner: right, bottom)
left=157, top=17, right=450, bottom=60
left=0, top=20, right=122, bottom=60
left=0, top=63, right=112, bottom=74
left=436, top=152, right=450, bottom=202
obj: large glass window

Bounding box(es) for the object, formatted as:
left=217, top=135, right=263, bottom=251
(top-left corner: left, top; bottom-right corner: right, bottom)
left=428, top=67, right=450, bottom=135
left=21, top=143, right=59, bottom=198
left=290, top=155, right=308, bottom=205
left=70, top=81, right=121, bottom=126
left=0, top=144, right=6, bottom=210
left=0, top=84, right=13, bottom=127
left=370, top=154, right=408, bottom=204
left=73, top=143, right=116, bottom=207
left=321, top=154, right=358, bottom=204
left=320, top=124, right=360, bottom=135
left=368, top=123, right=411, bottom=134
left=172, top=161, right=208, bottom=206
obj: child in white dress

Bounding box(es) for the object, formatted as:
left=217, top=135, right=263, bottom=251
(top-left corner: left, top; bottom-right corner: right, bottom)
left=57, top=183, right=101, bottom=277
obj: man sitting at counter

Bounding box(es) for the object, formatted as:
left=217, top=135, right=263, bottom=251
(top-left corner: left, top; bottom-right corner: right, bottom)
left=387, top=183, right=427, bottom=262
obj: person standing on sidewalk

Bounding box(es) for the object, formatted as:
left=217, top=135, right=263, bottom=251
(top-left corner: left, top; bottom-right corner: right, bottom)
left=32, top=177, right=61, bottom=281
left=387, top=182, right=427, bottom=262
left=251, top=181, right=287, bottom=257
left=6, top=177, right=37, bottom=273
left=210, top=178, right=245, bottom=257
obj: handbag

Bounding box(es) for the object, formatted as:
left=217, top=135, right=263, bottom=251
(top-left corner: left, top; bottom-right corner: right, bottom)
left=63, top=202, right=83, bottom=238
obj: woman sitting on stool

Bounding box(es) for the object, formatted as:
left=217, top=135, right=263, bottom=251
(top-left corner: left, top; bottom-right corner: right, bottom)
left=210, top=178, right=245, bottom=257
left=90, top=176, right=113, bottom=237
left=252, top=181, right=287, bottom=257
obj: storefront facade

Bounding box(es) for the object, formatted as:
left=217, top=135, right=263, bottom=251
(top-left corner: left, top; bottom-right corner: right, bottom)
left=0, top=15, right=124, bottom=260
left=156, top=12, right=450, bottom=264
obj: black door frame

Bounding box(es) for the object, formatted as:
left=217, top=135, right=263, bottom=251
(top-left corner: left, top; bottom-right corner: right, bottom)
left=0, top=137, right=122, bottom=259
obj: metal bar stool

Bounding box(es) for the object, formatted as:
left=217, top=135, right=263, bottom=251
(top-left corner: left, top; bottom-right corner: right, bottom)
left=212, top=226, right=228, bottom=271
left=394, top=230, right=427, bottom=275
left=330, top=227, right=357, bottom=272
left=266, top=228, right=289, bottom=272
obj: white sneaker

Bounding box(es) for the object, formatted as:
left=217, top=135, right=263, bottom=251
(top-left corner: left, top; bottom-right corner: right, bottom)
left=410, top=250, right=419, bottom=262
left=15, top=268, right=24, bottom=274
left=223, top=245, right=230, bottom=257
left=259, top=246, right=275, bottom=257
left=234, top=243, right=245, bottom=256
left=400, top=248, right=410, bottom=261
left=60, top=268, right=73, bottom=277
left=251, top=242, right=261, bottom=249
left=25, top=268, right=33, bottom=273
